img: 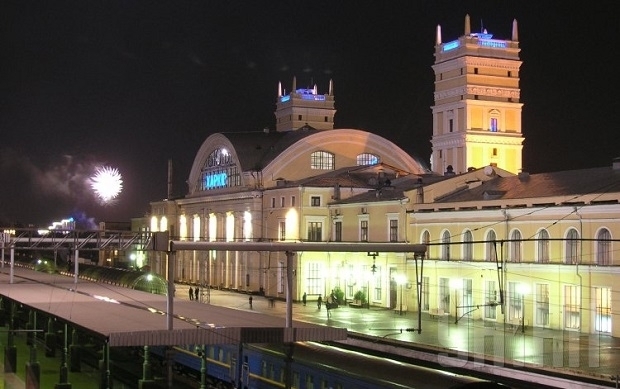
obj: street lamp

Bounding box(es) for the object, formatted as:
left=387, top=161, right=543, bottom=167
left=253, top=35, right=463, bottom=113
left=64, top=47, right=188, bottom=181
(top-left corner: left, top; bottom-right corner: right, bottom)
left=395, top=274, right=407, bottom=316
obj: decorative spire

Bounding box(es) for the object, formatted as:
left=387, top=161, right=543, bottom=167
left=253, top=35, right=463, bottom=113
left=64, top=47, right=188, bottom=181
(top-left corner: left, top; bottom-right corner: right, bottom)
left=278, top=81, right=282, bottom=97
left=329, top=79, right=333, bottom=96
left=313, top=84, right=317, bottom=94
left=292, top=76, right=297, bottom=92
left=512, top=18, right=519, bottom=41
left=436, top=24, right=442, bottom=45
left=464, top=14, right=471, bottom=36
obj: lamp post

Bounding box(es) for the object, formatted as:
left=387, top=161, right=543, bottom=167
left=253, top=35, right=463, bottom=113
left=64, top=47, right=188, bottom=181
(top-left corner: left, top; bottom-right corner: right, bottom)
left=395, top=274, right=407, bottom=316
left=517, top=283, right=530, bottom=333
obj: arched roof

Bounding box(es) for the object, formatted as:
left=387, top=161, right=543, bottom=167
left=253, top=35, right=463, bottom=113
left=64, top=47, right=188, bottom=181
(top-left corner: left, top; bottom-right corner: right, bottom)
left=187, top=127, right=428, bottom=196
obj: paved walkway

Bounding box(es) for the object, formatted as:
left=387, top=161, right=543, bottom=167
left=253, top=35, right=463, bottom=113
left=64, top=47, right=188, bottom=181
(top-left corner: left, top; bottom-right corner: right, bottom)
left=180, top=285, right=620, bottom=387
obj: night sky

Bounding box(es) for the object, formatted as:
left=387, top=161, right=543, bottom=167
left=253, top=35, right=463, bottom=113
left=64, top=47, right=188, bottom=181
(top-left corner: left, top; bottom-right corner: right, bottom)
left=1, top=1, right=618, bottom=227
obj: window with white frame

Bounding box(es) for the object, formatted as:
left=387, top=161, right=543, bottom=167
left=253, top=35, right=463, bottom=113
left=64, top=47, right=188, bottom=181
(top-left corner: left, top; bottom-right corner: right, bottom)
left=565, top=228, right=580, bottom=264
left=310, top=151, right=335, bottom=170
left=484, top=280, right=497, bottom=319
left=463, top=230, right=473, bottom=261
left=537, top=229, right=550, bottom=263
left=278, top=220, right=286, bottom=241
left=596, top=228, right=612, bottom=265
left=307, top=221, right=322, bottom=242
left=486, top=230, right=497, bottom=262
left=441, top=230, right=451, bottom=261
left=594, top=287, right=611, bottom=333
left=389, top=218, right=398, bottom=242
left=306, top=262, right=322, bottom=296
left=510, top=230, right=522, bottom=262
left=360, top=220, right=369, bottom=242
left=334, top=220, right=342, bottom=242
left=535, top=283, right=550, bottom=326
left=439, top=278, right=450, bottom=311
left=564, top=284, right=580, bottom=329
left=356, top=153, right=379, bottom=166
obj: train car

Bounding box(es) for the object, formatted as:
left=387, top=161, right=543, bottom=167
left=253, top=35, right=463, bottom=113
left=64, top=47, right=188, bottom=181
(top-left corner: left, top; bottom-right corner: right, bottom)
left=151, top=342, right=510, bottom=389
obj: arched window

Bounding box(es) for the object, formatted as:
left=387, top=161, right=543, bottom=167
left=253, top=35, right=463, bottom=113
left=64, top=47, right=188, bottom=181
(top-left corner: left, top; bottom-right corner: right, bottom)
left=421, top=230, right=431, bottom=259
left=442, top=230, right=451, bottom=261
left=596, top=228, right=612, bottom=265
left=537, top=229, right=549, bottom=263
left=463, top=230, right=473, bottom=261
left=509, top=230, right=522, bottom=262
left=310, top=151, right=335, bottom=170
left=356, top=153, right=380, bottom=166
left=486, top=230, right=497, bottom=262
left=565, top=228, right=580, bottom=265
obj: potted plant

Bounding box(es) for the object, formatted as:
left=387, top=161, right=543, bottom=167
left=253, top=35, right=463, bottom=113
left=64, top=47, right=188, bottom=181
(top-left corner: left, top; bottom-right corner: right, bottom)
left=353, top=290, right=367, bottom=307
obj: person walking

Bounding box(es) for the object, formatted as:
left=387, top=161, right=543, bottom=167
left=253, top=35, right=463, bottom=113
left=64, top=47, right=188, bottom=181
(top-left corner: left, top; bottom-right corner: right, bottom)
left=317, top=295, right=322, bottom=310
left=249, top=295, right=253, bottom=309
left=302, top=292, right=307, bottom=306
left=194, top=287, right=199, bottom=301
left=189, top=286, right=194, bottom=301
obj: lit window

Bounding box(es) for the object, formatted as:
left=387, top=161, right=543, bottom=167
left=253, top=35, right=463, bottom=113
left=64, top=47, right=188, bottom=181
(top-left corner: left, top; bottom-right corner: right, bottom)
left=356, top=153, right=379, bottom=166
left=279, top=221, right=286, bottom=241
left=310, top=151, right=335, bottom=170
left=360, top=220, right=368, bottom=242
left=307, top=222, right=322, bottom=242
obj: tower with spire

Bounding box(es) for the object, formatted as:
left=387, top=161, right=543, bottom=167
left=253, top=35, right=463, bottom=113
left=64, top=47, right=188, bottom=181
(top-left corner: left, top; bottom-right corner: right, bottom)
left=430, top=15, right=524, bottom=175
left=274, top=77, right=336, bottom=132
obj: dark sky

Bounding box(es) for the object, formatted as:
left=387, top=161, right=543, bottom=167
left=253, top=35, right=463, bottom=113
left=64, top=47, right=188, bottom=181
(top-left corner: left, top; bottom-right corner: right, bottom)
left=1, top=1, right=618, bottom=227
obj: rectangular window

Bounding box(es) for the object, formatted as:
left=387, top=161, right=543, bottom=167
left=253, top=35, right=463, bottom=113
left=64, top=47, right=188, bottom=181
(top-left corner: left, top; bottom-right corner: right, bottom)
left=594, top=287, right=611, bottom=332
left=307, top=222, right=322, bottom=242
left=389, top=219, right=398, bottom=242
left=564, top=285, right=580, bottom=329
left=484, top=280, right=497, bottom=319
left=490, top=118, right=498, bottom=132
left=307, top=262, right=321, bottom=295
left=508, top=282, right=522, bottom=322
left=298, top=115, right=302, bottom=120
left=449, top=119, right=453, bottom=133
left=279, top=221, right=286, bottom=241
left=439, top=278, right=450, bottom=311
left=422, top=276, right=429, bottom=311
left=280, top=197, right=285, bottom=207
left=271, top=197, right=276, bottom=208
left=334, top=221, right=342, bottom=242
left=536, top=283, right=550, bottom=326
left=360, top=220, right=368, bottom=242
left=291, top=196, right=296, bottom=207
left=310, top=196, right=321, bottom=207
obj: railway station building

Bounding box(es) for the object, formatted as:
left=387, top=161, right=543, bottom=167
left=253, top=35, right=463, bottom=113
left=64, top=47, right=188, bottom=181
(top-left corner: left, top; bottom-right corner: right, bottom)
left=144, top=15, right=620, bottom=337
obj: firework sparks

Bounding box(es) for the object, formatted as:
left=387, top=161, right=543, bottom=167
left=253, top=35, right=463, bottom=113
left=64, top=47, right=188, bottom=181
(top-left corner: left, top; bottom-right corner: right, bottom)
left=90, top=166, right=123, bottom=204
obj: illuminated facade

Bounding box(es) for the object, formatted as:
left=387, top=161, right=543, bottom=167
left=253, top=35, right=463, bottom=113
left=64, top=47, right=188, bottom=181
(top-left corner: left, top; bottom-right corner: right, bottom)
left=408, top=162, right=620, bottom=337
left=430, top=15, right=524, bottom=175
left=144, top=16, right=620, bottom=338
left=148, top=78, right=430, bottom=307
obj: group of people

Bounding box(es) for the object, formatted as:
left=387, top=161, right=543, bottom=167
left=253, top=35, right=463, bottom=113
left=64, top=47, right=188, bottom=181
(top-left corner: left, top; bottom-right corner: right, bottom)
left=188, top=286, right=200, bottom=301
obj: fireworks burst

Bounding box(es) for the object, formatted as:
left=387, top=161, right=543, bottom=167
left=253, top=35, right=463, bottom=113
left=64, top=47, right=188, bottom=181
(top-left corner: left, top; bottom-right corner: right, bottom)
left=90, top=166, right=123, bottom=205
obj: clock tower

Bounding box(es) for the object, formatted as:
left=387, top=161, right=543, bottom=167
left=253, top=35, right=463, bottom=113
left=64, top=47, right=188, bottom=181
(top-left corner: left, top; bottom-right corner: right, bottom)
left=430, top=15, right=524, bottom=175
